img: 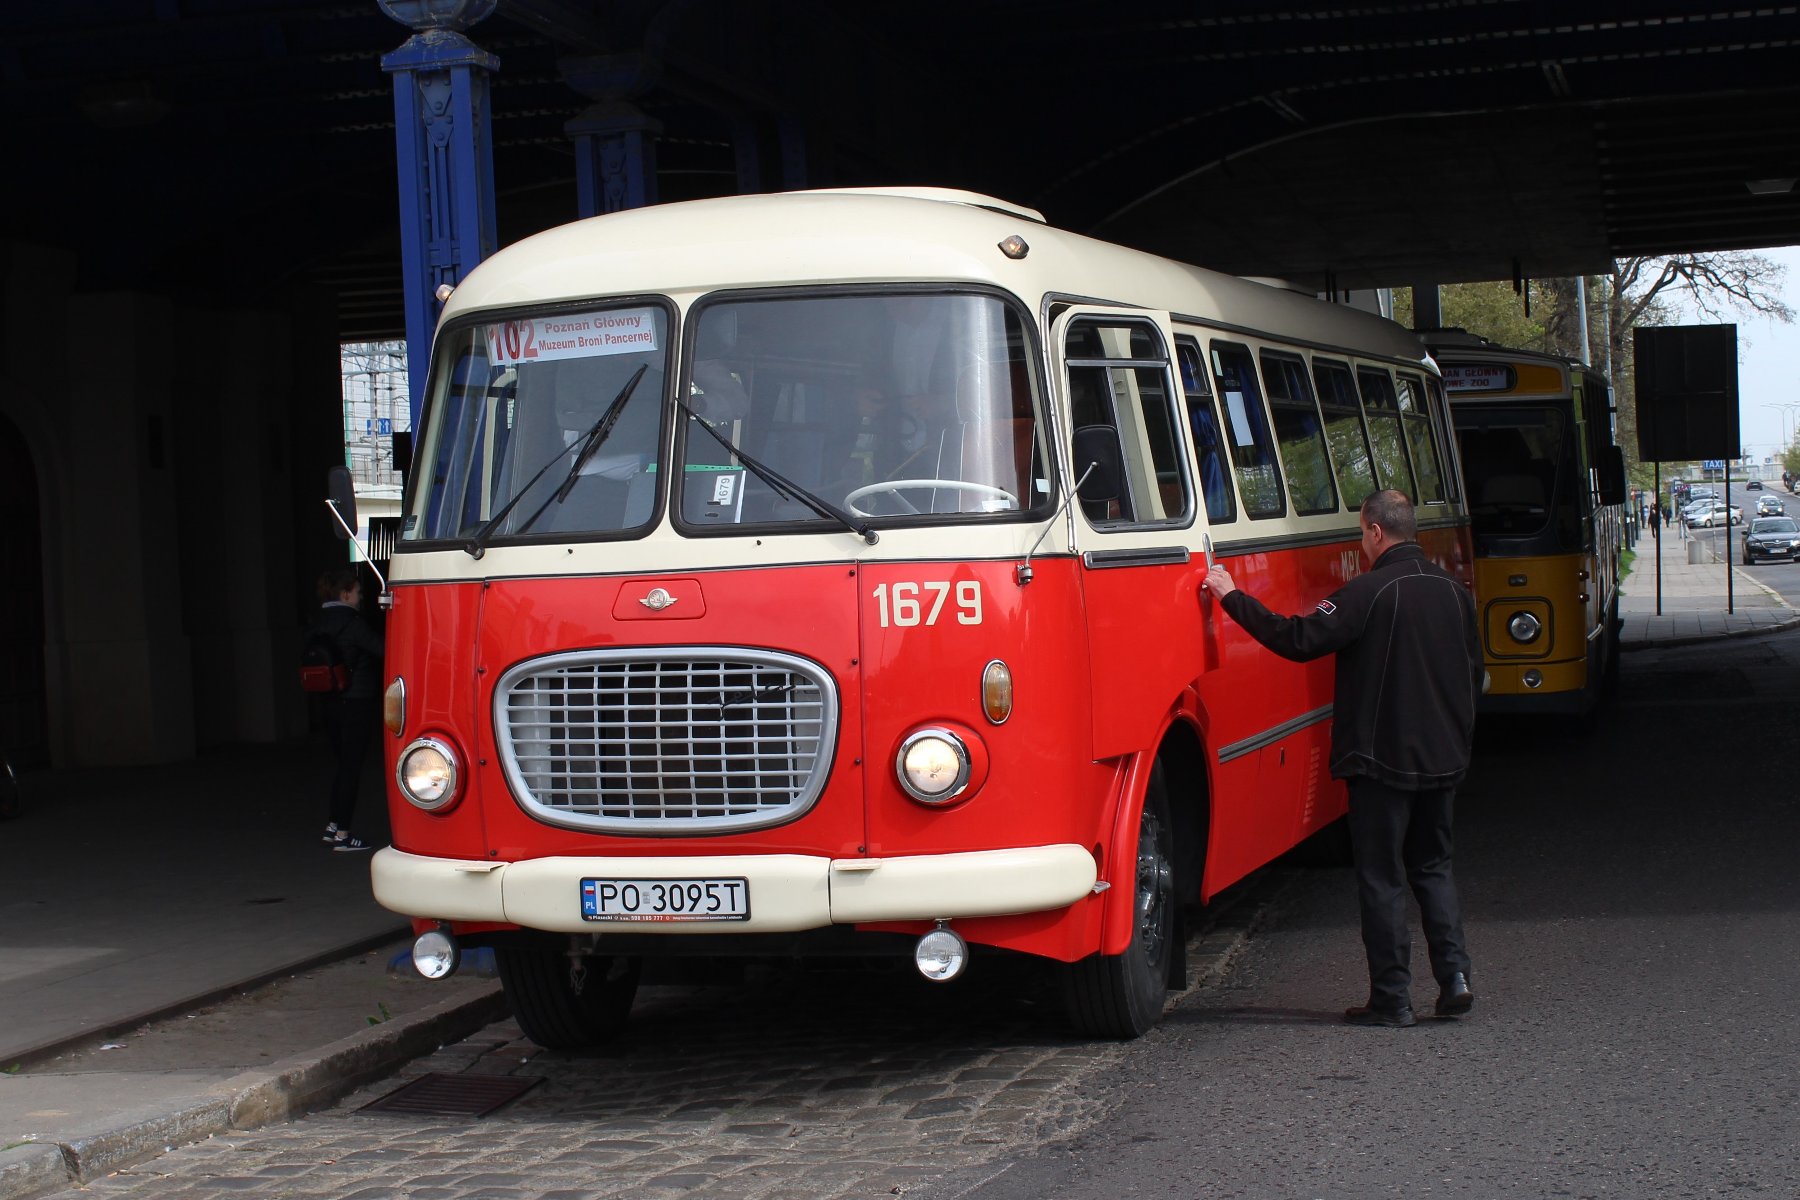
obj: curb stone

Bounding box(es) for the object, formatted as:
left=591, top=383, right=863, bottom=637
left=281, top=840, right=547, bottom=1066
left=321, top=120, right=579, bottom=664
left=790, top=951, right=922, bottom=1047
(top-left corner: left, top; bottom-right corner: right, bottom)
left=0, top=984, right=506, bottom=1200
left=0, top=1147, right=69, bottom=1200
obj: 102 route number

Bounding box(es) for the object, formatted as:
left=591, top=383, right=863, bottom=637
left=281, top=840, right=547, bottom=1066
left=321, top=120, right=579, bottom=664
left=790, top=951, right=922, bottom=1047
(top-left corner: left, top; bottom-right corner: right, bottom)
left=872, top=581, right=983, bottom=627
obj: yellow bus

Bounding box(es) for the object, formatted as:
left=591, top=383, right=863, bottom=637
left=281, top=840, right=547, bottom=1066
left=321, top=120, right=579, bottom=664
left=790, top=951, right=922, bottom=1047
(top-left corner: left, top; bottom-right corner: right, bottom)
left=1424, top=333, right=1627, bottom=718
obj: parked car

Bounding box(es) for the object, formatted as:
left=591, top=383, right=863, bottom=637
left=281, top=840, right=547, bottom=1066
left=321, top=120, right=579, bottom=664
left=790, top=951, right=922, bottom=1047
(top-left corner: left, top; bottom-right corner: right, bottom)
left=1756, top=494, right=1786, bottom=516
left=1688, top=501, right=1742, bottom=528
left=1742, top=516, right=1800, bottom=563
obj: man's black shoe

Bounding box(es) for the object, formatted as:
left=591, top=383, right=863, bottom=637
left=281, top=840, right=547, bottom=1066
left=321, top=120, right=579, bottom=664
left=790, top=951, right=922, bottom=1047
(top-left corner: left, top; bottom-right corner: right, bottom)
left=1344, top=1003, right=1416, bottom=1028
left=1436, top=972, right=1474, bottom=1017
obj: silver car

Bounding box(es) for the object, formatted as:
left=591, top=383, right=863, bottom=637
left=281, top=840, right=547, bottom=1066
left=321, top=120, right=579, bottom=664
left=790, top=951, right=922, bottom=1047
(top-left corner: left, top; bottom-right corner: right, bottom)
left=1687, top=501, right=1742, bottom=528
left=1756, top=494, right=1785, bottom=516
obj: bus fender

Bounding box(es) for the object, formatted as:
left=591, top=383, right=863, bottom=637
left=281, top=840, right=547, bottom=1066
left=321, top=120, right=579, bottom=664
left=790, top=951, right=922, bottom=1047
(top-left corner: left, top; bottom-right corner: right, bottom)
left=1095, top=701, right=1213, bottom=959
left=1095, top=751, right=1153, bottom=958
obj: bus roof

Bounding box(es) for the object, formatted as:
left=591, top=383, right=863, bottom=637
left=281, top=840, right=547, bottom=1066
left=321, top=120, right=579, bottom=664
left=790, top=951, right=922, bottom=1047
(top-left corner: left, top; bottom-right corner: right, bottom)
left=441, top=189, right=1431, bottom=365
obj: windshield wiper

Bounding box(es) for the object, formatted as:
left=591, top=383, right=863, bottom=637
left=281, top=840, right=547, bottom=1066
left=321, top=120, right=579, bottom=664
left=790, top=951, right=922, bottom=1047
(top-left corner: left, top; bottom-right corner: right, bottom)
left=677, top=398, right=878, bottom=544
left=464, top=364, right=649, bottom=559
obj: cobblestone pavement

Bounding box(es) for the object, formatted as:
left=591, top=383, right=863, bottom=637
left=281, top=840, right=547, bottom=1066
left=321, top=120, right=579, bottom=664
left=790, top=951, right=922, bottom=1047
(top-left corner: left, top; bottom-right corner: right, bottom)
left=37, top=876, right=1283, bottom=1200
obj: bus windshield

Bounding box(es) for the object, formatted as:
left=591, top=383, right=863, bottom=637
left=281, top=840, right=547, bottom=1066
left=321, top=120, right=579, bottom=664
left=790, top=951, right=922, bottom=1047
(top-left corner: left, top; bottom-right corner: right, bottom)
left=1455, top=405, right=1576, bottom=548
left=405, top=304, right=672, bottom=543
left=676, top=292, right=1046, bottom=531
left=403, top=292, right=1048, bottom=545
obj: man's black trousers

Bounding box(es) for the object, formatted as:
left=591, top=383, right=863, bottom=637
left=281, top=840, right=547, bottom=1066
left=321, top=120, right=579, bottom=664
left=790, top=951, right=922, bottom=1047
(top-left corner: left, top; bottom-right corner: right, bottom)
left=1346, top=776, right=1472, bottom=1010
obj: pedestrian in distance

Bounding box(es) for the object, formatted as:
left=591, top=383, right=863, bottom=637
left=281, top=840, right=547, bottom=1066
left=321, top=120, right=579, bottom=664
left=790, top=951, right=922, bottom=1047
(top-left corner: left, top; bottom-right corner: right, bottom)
left=309, top=567, right=385, bottom=851
left=1201, top=489, right=1480, bottom=1028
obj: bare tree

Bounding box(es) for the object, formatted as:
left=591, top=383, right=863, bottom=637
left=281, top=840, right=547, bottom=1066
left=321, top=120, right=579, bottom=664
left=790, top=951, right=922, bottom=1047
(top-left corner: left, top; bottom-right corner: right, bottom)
left=1595, top=251, right=1792, bottom=380
left=1594, top=251, right=1792, bottom=478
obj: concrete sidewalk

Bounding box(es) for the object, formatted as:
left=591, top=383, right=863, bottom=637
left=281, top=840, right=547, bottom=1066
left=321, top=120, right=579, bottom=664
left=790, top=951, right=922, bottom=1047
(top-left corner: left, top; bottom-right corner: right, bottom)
left=0, top=738, right=505, bottom=1200
left=1618, top=526, right=1800, bottom=646
left=2, top=549, right=1797, bottom=1200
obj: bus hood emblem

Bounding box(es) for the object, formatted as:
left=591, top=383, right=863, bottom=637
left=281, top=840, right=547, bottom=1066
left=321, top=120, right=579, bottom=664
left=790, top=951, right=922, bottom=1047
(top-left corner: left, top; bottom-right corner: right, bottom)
left=639, top=587, right=678, bottom=611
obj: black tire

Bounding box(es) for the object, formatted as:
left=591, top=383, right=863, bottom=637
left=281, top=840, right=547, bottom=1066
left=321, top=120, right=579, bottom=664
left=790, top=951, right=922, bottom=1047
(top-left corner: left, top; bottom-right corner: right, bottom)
left=1061, top=763, right=1177, bottom=1039
left=494, top=936, right=640, bottom=1050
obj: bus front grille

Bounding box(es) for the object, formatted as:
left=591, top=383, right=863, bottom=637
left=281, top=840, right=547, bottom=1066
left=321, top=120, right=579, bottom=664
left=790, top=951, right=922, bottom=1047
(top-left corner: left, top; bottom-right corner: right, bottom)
left=493, top=647, right=838, bottom=835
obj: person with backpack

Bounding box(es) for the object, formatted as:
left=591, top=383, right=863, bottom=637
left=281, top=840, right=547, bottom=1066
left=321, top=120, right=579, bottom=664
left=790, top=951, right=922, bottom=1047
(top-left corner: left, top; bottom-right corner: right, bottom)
left=307, top=567, right=384, bottom=851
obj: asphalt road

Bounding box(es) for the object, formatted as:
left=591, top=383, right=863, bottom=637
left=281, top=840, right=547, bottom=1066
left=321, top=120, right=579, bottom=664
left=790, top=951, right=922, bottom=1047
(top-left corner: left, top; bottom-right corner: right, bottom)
left=29, top=630, right=1800, bottom=1200
left=947, top=629, right=1800, bottom=1199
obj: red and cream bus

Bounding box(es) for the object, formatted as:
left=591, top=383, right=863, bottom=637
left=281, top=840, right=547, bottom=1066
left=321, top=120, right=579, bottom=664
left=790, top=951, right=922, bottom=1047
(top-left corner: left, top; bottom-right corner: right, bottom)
left=372, top=187, right=1472, bottom=1045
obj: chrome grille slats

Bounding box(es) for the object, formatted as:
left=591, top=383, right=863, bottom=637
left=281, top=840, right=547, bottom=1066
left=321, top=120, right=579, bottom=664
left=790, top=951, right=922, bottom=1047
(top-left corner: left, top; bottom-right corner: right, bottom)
left=494, top=647, right=837, bottom=834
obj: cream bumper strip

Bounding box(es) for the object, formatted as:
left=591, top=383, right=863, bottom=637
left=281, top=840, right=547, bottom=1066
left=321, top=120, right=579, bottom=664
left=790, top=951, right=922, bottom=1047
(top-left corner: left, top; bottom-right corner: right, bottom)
left=370, top=844, right=1096, bottom=934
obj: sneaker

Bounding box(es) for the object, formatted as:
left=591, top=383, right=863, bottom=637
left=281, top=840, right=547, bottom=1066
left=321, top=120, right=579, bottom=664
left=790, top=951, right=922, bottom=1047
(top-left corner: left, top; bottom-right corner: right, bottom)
left=331, top=834, right=372, bottom=852
left=321, top=822, right=340, bottom=844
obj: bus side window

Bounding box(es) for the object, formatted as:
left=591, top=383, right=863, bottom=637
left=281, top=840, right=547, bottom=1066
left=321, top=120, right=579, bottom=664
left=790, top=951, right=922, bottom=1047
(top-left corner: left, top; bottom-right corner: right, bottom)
left=1260, top=350, right=1338, bottom=515
left=1064, top=318, right=1191, bottom=528
left=1423, top=375, right=1462, bottom=503
left=1355, top=366, right=1418, bottom=501
left=1175, top=338, right=1235, bottom=523
left=1395, top=373, right=1446, bottom=503
left=1209, top=341, right=1285, bottom=518
left=1312, top=358, right=1379, bottom=511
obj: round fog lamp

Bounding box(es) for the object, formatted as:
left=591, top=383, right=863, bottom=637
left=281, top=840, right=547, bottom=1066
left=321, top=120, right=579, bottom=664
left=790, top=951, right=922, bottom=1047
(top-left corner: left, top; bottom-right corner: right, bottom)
left=397, top=737, right=459, bottom=811
left=897, top=729, right=971, bottom=804
left=411, top=929, right=460, bottom=979
left=1507, top=611, right=1542, bottom=643
left=1523, top=669, right=1544, bottom=689
left=915, top=923, right=968, bottom=982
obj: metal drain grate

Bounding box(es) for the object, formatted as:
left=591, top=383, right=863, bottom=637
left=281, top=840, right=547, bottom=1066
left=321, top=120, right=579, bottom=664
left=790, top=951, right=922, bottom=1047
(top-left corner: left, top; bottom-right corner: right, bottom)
left=360, top=1072, right=541, bottom=1118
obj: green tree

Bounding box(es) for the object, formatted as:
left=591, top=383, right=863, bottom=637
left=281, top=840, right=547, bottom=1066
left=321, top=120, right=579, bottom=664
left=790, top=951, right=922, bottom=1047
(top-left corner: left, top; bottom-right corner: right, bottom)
left=1394, top=281, right=1550, bottom=349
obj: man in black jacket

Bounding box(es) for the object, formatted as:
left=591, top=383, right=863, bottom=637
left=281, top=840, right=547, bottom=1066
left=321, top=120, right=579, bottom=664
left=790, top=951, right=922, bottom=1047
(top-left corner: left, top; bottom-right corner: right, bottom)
left=1203, top=489, right=1481, bottom=1028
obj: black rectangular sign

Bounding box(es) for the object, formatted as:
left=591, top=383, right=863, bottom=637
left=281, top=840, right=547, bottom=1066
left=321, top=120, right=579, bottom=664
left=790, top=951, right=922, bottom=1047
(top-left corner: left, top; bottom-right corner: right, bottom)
left=1634, top=324, right=1739, bottom=462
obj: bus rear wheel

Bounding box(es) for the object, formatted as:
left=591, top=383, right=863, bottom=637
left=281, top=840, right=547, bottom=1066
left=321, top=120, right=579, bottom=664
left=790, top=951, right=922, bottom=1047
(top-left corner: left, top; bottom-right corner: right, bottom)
left=494, top=935, right=640, bottom=1050
left=1061, top=765, right=1176, bottom=1039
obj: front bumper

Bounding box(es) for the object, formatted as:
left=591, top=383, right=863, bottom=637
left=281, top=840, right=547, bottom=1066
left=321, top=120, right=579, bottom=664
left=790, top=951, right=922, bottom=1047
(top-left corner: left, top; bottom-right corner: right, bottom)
left=372, top=844, right=1098, bottom=934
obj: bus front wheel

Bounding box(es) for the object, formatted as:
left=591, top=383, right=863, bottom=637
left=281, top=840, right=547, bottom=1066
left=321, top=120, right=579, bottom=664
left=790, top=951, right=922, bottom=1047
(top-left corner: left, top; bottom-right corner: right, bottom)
left=1061, top=765, right=1177, bottom=1039
left=494, top=935, right=640, bottom=1050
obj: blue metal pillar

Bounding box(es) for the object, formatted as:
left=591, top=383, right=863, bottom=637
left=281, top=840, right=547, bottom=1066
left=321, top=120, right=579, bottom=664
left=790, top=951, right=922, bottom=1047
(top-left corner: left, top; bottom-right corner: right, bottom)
left=379, top=0, right=500, bottom=431
left=562, top=55, right=662, bottom=217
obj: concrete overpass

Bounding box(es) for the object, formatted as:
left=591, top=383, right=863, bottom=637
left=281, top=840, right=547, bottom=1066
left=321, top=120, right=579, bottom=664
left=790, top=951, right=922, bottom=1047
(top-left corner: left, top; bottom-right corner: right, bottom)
left=3, top=1, right=1797, bottom=765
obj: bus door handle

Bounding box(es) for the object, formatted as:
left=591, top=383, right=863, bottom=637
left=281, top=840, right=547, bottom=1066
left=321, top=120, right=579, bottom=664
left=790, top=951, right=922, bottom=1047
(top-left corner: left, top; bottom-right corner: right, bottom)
left=1202, top=532, right=1215, bottom=573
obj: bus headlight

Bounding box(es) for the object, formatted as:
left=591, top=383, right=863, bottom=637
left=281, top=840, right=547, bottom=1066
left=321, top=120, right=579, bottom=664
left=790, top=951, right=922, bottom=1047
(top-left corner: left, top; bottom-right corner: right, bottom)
left=397, top=736, right=461, bottom=811
left=896, top=728, right=971, bottom=805
left=1507, top=611, right=1542, bottom=644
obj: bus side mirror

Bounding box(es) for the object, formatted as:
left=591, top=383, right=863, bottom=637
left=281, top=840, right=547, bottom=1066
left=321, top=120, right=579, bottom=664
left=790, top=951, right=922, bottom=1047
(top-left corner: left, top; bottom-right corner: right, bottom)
left=1598, top=446, right=1627, bottom=507
left=326, top=465, right=358, bottom=539
left=1072, top=425, right=1124, bottom=503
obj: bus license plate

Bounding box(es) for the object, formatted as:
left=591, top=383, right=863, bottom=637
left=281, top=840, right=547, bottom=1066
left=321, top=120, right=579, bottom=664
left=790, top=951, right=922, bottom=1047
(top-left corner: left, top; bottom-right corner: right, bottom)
left=580, top=877, right=750, bottom=922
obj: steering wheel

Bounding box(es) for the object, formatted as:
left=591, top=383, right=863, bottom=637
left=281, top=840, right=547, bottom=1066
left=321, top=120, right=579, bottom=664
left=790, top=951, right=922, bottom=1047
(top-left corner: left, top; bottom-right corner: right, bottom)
left=845, top=479, right=1020, bottom=517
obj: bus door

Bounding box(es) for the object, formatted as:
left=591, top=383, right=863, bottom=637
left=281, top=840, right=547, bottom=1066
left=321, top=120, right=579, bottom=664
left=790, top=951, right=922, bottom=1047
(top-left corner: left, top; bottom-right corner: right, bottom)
left=1052, top=308, right=1209, bottom=762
